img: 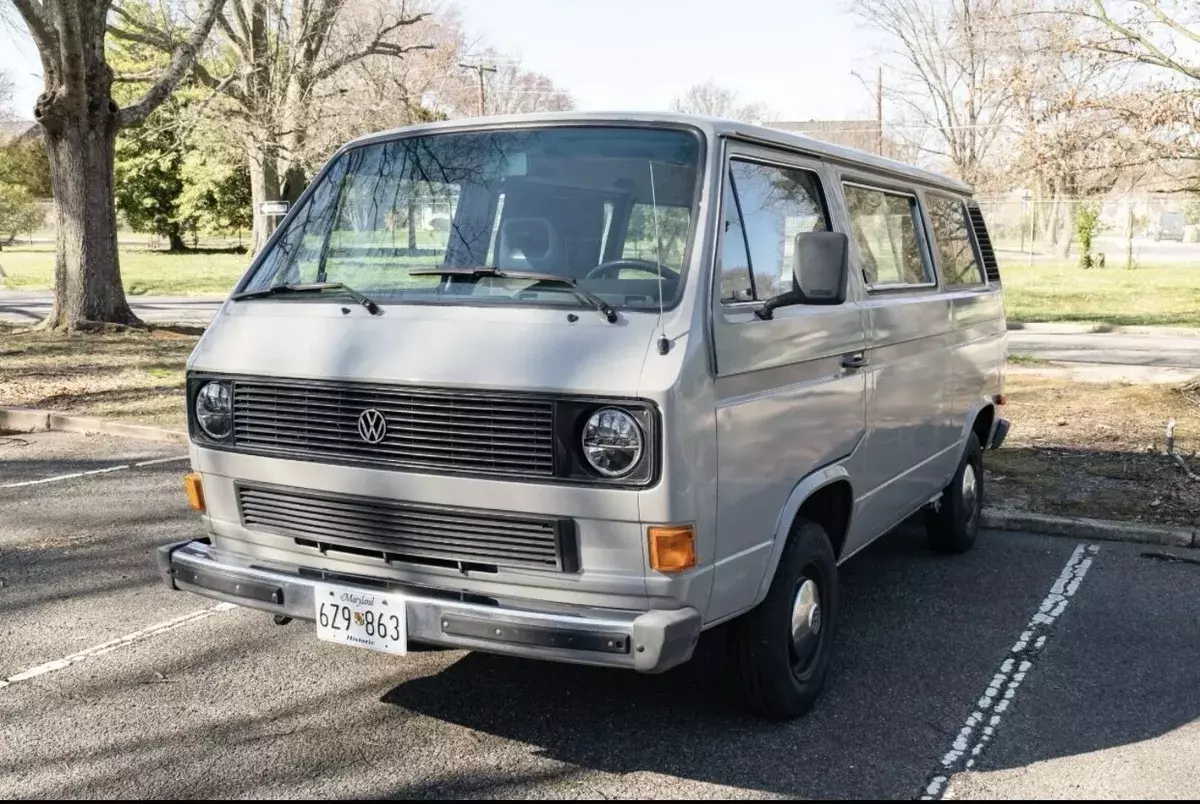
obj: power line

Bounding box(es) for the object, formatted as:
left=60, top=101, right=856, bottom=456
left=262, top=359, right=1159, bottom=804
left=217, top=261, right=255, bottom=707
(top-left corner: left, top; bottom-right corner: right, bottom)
left=458, top=62, right=497, bottom=116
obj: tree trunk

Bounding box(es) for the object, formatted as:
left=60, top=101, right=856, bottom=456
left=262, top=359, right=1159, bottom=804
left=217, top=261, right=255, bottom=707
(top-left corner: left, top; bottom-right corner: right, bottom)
left=247, top=137, right=282, bottom=255
left=1055, top=199, right=1075, bottom=259
left=167, top=230, right=188, bottom=252
left=41, top=115, right=139, bottom=329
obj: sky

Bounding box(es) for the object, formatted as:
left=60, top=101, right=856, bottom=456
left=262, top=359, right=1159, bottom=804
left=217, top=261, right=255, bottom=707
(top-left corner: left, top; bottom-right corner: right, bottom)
left=0, top=0, right=881, bottom=123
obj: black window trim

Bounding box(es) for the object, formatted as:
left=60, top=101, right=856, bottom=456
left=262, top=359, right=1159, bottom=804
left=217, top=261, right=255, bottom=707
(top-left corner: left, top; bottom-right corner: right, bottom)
left=925, top=190, right=987, bottom=289
left=841, top=179, right=939, bottom=294
left=717, top=153, right=835, bottom=309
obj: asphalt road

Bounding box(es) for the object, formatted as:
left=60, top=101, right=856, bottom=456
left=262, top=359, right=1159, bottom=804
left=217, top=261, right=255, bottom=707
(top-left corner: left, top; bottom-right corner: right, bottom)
left=0, top=290, right=226, bottom=326
left=1006, top=330, right=1200, bottom=369
left=1, top=430, right=1197, bottom=798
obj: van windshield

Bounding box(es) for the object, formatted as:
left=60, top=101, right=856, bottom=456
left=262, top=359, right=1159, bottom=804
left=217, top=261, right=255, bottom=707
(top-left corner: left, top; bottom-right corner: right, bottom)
left=241, top=126, right=703, bottom=312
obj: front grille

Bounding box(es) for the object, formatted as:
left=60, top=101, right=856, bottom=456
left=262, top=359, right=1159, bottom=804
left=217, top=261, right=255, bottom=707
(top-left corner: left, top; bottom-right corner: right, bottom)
left=967, top=203, right=1001, bottom=285
left=231, top=378, right=555, bottom=479
left=238, top=483, right=576, bottom=572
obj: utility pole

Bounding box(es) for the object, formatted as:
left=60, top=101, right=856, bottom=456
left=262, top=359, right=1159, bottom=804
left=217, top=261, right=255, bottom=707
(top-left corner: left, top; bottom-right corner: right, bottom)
left=876, top=66, right=884, bottom=157
left=459, top=62, right=497, bottom=116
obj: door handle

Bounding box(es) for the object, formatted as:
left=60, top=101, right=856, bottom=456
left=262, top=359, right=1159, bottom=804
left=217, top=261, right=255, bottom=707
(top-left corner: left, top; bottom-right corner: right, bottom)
left=841, top=353, right=869, bottom=371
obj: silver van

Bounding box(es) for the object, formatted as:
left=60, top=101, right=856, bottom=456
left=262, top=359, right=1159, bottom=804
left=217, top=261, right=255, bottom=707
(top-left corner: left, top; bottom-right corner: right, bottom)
left=158, top=112, right=1008, bottom=718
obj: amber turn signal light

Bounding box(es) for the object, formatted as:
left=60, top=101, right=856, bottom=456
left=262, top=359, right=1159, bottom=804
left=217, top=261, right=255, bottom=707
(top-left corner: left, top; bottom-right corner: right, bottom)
left=184, top=473, right=205, bottom=512
left=648, top=524, right=697, bottom=573
left=995, top=393, right=1008, bottom=406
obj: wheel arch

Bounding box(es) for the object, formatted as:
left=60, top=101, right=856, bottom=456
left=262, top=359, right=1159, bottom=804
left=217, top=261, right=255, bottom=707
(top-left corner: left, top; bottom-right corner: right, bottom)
left=751, top=465, right=854, bottom=609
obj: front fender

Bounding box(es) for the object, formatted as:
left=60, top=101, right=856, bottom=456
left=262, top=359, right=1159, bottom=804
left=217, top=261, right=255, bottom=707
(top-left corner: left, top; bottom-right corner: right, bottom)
left=750, top=464, right=853, bottom=609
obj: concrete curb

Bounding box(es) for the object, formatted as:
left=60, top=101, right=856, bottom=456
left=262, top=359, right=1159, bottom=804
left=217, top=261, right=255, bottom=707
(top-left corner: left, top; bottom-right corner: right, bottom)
left=0, top=407, right=187, bottom=445
left=983, top=507, right=1197, bottom=549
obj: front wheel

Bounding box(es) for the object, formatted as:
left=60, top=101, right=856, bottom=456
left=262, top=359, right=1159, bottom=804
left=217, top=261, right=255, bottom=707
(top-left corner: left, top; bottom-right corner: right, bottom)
left=727, top=518, right=839, bottom=719
left=925, top=432, right=984, bottom=553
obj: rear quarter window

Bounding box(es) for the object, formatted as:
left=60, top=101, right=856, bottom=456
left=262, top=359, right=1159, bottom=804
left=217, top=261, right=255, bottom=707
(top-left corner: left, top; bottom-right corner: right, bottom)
left=927, top=195, right=985, bottom=288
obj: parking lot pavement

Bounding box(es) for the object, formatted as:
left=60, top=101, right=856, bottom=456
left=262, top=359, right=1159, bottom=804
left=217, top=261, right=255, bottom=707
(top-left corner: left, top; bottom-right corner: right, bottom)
left=1, top=431, right=1197, bottom=799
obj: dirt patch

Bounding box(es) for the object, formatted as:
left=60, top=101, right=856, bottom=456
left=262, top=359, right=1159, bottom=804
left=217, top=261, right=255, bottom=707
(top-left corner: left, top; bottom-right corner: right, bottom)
left=0, top=324, right=200, bottom=430
left=989, top=373, right=1200, bottom=527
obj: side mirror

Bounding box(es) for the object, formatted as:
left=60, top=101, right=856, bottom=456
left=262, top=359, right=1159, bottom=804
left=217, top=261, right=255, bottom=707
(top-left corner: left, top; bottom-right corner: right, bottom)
left=756, top=231, right=849, bottom=319
left=792, top=230, right=849, bottom=304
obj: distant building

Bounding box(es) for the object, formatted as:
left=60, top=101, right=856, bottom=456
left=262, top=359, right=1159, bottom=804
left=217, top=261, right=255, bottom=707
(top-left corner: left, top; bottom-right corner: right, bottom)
left=766, top=119, right=882, bottom=155
left=0, top=119, right=40, bottom=147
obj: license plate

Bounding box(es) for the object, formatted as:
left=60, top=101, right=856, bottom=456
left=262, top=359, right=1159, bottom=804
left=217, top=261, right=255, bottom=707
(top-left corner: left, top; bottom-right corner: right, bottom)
left=313, top=584, right=407, bottom=655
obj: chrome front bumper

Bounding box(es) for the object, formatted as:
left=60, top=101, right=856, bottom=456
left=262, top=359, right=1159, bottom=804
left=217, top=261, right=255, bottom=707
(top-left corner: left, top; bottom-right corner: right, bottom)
left=156, top=539, right=702, bottom=673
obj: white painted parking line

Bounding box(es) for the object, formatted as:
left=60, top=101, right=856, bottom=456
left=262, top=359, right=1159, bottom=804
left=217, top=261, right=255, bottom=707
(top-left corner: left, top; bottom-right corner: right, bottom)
left=0, top=602, right=235, bottom=691
left=0, top=455, right=189, bottom=488
left=920, top=543, right=1100, bottom=800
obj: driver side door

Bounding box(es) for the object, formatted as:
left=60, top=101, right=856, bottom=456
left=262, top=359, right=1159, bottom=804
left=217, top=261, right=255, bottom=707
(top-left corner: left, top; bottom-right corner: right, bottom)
left=707, top=146, right=868, bottom=623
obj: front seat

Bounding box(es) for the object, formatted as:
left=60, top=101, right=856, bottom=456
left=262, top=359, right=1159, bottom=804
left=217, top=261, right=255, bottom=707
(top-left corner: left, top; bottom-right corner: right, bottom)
left=496, top=216, right=562, bottom=273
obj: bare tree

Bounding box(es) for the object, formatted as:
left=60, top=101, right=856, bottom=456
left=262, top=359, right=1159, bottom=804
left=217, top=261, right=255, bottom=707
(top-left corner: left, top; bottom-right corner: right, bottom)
left=411, top=46, right=575, bottom=118
left=0, top=69, right=14, bottom=121
left=850, top=0, right=1017, bottom=188
left=1060, top=0, right=1200, bottom=192
left=669, top=80, right=772, bottom=124
left=3, top=0, right=224, bottom=329
left=1007, top=8, right=1142, bottom=255
left=111, top=0, right=435, bottom=253
left=476, top=55, right=575, bottom=116
left=285, top=3, right=464, bottom=166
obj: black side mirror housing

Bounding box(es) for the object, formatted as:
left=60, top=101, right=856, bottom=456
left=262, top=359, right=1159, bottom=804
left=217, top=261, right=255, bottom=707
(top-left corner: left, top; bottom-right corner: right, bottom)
left=756, top=231, right=850, bottom=320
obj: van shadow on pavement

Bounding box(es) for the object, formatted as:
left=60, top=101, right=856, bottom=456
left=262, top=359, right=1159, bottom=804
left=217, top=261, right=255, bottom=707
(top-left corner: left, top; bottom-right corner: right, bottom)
left=380, top=528, right=1200, bottom=799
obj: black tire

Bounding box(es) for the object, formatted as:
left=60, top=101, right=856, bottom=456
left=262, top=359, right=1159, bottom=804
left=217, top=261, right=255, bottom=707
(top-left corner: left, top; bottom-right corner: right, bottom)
left=728, top=518, right=839, bottom=719
left=925, top=432, right=984, bottom=554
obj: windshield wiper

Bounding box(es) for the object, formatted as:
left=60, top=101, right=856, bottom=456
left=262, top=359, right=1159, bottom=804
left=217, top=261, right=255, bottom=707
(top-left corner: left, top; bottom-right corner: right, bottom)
left=409, top=267, right=617, bottom=323
left=230, top=282, right=382, bottom=316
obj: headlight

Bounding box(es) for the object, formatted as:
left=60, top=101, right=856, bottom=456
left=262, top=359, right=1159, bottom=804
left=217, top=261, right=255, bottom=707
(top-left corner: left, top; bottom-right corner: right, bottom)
left=581, top=408, right=643, bottom=477
left=194, top=382, right=232, bottom=440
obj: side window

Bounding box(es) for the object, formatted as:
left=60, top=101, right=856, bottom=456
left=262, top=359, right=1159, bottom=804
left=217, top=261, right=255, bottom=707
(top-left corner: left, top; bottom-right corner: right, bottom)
left=719, top=160, right=829, bottom=303
left=719, top=176, right=754, bottom=302
left=843, top=184, right=932, bottom=288
left=927, top=195, right=984, bottom=287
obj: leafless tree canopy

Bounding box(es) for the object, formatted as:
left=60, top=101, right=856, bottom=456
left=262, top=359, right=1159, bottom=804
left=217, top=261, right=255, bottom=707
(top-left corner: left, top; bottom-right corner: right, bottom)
left=850, top=0, right=1016, bottom=188
left=669, top=80, right=772, bottom=124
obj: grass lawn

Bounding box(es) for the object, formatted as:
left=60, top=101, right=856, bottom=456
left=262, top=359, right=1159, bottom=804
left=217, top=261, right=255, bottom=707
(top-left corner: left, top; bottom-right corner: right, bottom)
left=3, top=244, right=1200, bottom=327
left=0, top=246, right=249, bottom=296
left=0, top=324, right=198, bottom=430
left=999, top=257, right=1200, bottom=326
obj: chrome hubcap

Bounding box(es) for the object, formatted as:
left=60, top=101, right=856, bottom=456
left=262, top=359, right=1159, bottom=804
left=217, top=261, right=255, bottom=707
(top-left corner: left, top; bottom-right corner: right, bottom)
left=962, top=463, right=979, bottom=525
left=790, top=577, right=822, bottom=671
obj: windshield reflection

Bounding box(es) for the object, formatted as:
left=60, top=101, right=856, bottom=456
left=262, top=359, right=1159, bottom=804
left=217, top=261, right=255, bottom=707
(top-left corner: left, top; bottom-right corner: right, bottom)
left=244, top=126, right=703, bottom=311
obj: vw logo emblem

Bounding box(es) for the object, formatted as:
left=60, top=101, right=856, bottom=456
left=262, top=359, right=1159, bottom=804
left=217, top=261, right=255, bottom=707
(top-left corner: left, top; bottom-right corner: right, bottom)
left=356, top=409, right=388, bottom=444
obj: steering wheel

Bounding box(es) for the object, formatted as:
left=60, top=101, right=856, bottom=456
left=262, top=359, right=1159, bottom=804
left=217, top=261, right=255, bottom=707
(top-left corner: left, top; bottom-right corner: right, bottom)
left=585, top=258, right=680, bottom=282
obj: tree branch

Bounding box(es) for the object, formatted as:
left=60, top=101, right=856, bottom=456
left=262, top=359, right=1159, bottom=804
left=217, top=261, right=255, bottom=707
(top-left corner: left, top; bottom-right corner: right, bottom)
left=117, top=0, right=229, bottom=127
left=1083, top=0, right=1200, bottom=80
left=10, top=0, right=56, bottom=54
left=191, top=60, right=248, bottom=107
left=312, top=13, right=431, bottom=82
left=106, top=23, right=174, bottom=51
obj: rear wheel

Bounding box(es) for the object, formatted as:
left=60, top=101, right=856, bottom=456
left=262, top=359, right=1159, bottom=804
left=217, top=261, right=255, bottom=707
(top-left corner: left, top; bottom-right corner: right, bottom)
left=925, top=432, right=984, bottom=553
left=728, top=518, right=839, bottom=719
